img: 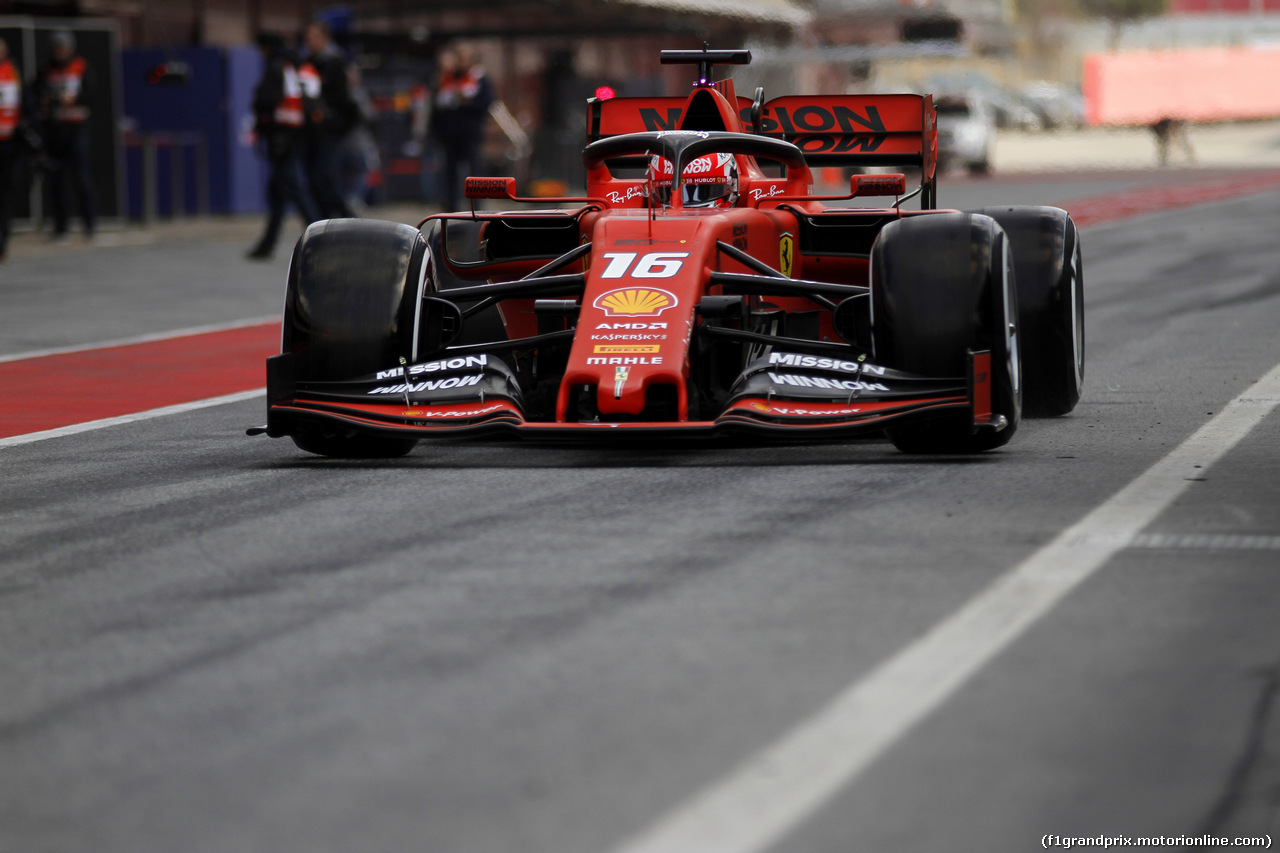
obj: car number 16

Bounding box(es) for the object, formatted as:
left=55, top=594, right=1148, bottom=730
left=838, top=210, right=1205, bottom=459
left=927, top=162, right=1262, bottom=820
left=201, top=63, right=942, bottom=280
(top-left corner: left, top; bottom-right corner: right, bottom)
left=599, top=252, right=690, bottom=279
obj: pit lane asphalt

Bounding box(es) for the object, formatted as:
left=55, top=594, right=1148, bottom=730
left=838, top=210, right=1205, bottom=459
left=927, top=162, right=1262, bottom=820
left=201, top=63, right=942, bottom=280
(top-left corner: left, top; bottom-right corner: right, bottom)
left=3, top=176, right=1280, bottom=852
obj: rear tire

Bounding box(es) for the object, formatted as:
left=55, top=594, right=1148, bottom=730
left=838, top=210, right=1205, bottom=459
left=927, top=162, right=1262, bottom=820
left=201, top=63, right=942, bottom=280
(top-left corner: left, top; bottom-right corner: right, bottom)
left=974, top=206, right=1083, bottom=416
left=872, top=213, right=1021, bottom=453
left=282, top=219, right=426, bottom=458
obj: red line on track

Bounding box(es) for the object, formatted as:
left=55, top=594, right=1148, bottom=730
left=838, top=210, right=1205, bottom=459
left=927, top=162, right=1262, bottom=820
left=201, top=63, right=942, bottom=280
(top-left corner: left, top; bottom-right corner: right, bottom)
left=3, top=171, right=1278, bottom=441
left=0, top=322, right=278, bottom=439
left=1055, top=170, right=1280, bottom=227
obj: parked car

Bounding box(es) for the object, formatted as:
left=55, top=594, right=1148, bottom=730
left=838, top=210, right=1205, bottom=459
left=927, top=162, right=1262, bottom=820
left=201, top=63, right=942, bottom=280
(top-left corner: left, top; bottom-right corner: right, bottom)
left=1021, top=81, right=1086, bottom=131
left=935, top=92, right=995, bottom=175
left=928, top=74, right=1041, bottom=131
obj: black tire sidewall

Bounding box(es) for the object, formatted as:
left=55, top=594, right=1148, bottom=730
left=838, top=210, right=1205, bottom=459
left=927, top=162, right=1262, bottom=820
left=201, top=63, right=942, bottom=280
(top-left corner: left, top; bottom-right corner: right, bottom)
left=974, top=205, right=1084, bottom=417
left=872, top=212, right=1021, bottom=452
left=280, top=219, right=427, bottom=457
left=284, top=219, right=426, bottom=382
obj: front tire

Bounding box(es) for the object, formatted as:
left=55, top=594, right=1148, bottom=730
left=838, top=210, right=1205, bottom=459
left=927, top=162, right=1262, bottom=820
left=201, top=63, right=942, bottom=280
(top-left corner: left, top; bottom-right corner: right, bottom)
left=872, top=213, right=1021, bottom=453
left=281, top=219, right=426, bottom=458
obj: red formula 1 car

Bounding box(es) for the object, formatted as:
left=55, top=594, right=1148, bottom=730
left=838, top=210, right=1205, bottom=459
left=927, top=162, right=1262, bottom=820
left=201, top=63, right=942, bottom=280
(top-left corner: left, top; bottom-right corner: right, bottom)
left=253, top=48, right=1084, bottom=457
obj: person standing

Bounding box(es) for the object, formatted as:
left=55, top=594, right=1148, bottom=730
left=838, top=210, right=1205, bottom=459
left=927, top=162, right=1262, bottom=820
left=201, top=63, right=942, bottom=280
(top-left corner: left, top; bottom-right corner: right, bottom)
left=300, top=21, right=357, bottom=219
left=430, top=43, right=494, bottom=212
left=0, top=36, right=26, bottom=261
left=1150, top=117, right=1195, bottom=168
left=246, top=33, right=321, bottom=260
left=34, top=29, right=96, bottom=240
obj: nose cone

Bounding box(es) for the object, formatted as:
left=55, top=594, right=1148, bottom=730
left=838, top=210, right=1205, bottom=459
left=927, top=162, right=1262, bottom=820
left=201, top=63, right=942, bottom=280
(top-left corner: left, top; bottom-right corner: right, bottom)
left=557, top=216, right=711, bottom=421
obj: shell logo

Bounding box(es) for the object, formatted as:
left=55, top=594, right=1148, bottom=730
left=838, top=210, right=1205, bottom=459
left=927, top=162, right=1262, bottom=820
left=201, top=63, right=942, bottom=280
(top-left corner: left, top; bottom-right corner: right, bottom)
left=593, top=287, right=678, bottom=317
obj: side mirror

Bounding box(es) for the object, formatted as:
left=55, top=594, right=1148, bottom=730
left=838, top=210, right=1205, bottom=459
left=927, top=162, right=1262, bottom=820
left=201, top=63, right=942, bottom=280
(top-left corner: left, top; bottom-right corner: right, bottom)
left=851, top=173, right=906, bottom=198
left=463, top=177, right=516, bottom=200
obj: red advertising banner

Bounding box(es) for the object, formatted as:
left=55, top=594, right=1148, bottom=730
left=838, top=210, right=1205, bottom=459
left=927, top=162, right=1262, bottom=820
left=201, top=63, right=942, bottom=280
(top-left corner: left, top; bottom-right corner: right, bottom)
left=1084, top=47, right=1280, bottom=125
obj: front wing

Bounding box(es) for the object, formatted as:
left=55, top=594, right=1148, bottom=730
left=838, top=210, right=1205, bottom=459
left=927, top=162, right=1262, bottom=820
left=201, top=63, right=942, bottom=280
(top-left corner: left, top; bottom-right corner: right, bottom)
left=260, top=350, right=1005, bottom=441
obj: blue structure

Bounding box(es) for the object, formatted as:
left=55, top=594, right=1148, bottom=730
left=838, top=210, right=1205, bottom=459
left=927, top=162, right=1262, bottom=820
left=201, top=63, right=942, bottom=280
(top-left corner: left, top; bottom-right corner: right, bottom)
left=121, top=45, right=266, bottom=216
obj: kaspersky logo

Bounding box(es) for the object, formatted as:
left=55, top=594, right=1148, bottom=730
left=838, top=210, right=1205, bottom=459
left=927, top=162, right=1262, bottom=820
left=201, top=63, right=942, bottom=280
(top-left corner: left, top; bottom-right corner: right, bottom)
left=593, top=287, right=678, bottom=317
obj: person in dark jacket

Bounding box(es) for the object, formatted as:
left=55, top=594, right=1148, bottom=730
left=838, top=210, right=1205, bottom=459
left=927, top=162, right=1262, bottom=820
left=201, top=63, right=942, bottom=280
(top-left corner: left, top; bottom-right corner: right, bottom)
left=300, top=20, right=357, bottom=219
left=247, top=33, right=321, bottom=260
left=429, top=42, right=494, bottom=212
left=33, top=29, right=96, bottom=239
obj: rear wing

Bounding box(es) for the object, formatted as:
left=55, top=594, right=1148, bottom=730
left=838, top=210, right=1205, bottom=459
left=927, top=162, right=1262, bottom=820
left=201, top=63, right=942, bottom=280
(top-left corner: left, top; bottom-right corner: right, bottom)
left=587, top=95, right=754, bottom=140
left=586, top=92, right=936, bottom=178
left=754, top=95, right=936, bottom=175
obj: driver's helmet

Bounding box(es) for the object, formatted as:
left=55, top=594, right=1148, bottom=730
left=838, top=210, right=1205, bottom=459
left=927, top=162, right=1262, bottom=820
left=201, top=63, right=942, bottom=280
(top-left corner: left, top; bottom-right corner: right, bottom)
left=648, top=152, right=739, bottom=208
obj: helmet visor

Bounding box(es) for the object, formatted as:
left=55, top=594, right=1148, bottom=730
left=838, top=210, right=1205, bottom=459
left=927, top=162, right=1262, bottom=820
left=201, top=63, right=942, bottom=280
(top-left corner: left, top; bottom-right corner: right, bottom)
left=681, top=179, right=731, bottom=207
left=647, top=154, right=736, bottom=207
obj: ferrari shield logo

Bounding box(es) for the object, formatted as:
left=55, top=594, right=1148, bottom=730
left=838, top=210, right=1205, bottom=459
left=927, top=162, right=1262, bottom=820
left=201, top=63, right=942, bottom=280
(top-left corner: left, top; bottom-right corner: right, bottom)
left=779, top=234, right=794, bottom=278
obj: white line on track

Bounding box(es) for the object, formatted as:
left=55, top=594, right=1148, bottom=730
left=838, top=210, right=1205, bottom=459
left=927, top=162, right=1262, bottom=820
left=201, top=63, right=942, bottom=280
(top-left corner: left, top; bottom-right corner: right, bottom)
left=0, top=389, right=265, bottom=449
left=0, top=316, right=280, bottom=363
left=1131, top=532, right=1280, bottom=551
left=609, top=361, right=1280, bottom=853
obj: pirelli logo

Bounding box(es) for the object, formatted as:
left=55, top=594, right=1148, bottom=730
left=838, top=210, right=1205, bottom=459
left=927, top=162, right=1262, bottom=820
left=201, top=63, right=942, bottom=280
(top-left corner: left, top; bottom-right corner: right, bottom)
left=594, top=345, right=661, bottom=354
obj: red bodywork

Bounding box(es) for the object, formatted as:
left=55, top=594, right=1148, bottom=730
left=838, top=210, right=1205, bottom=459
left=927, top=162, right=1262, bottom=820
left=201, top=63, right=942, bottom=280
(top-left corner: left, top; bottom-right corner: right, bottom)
left=268, top=74, right=1004, bottom=441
